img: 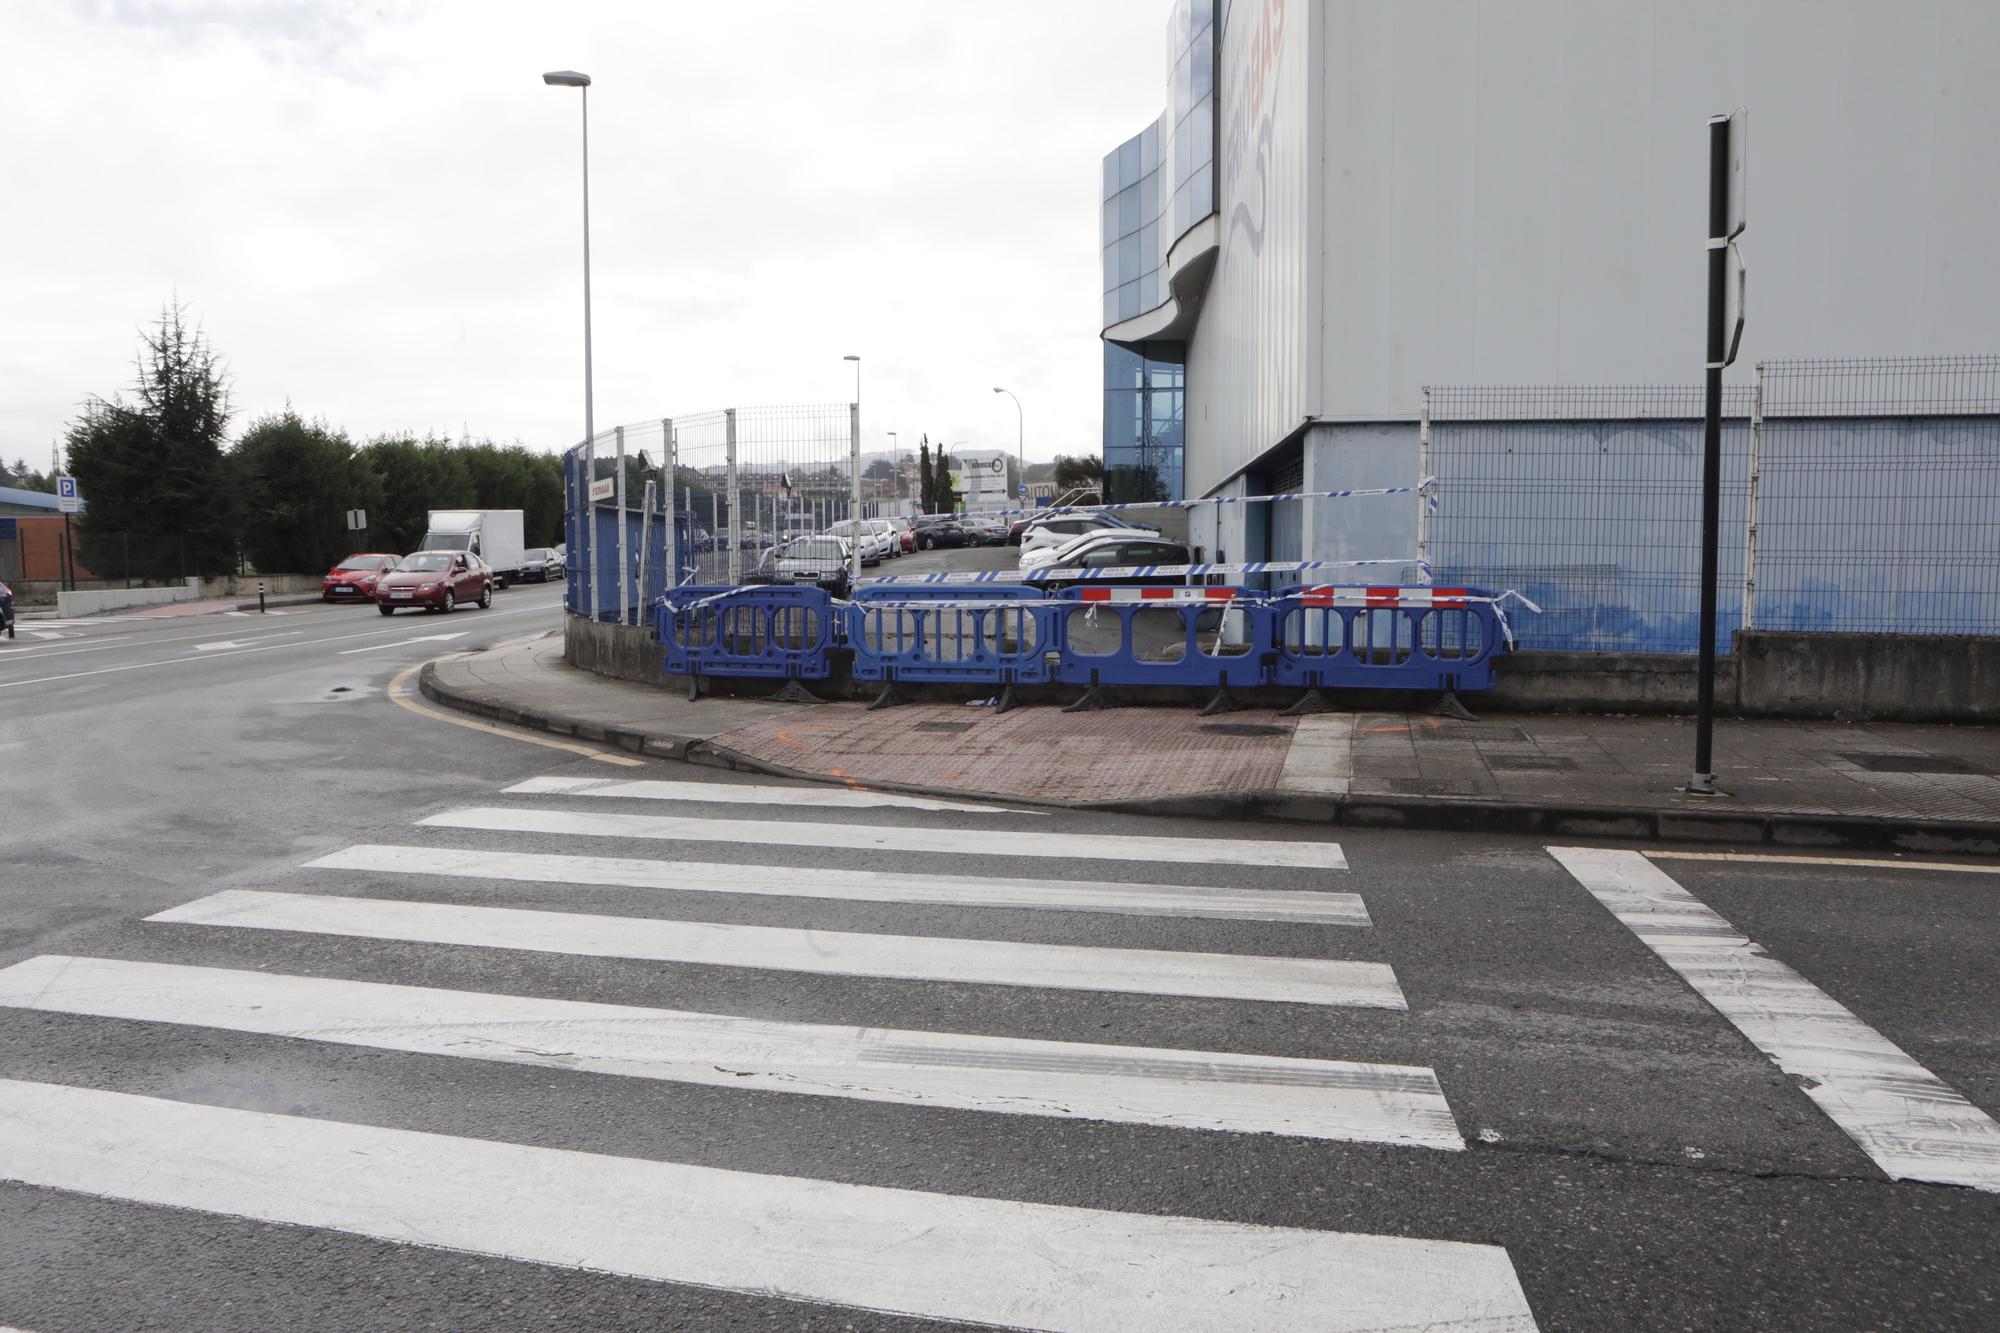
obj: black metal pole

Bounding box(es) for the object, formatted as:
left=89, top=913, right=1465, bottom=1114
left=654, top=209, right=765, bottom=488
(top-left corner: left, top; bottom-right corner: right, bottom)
left=1691, top=115, right=1730, bottom=793
left=62, top=513, right=75, bottom=591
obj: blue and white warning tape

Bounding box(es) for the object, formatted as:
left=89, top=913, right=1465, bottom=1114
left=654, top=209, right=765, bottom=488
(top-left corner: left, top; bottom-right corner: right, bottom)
left=856, top=558, right=1433, bottom=587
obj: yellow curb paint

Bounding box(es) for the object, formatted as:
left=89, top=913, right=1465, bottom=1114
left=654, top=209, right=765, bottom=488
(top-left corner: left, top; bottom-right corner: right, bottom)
left=387, top=656, right=647, bottom=768
left=1644, top=851, right=1999, bottom=877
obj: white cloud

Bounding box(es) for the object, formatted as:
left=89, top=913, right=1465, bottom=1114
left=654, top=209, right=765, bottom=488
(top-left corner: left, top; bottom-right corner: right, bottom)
left=0, top=0, right=1170, bottom=470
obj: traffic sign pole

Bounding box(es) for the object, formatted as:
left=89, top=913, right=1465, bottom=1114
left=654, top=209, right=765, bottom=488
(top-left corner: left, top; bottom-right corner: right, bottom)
left=1691, top=110, right=1744, bottom=796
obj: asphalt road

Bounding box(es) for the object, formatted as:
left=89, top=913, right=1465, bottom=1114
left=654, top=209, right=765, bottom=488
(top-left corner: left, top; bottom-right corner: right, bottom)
left=0, top=579, right=1995, bottom=1331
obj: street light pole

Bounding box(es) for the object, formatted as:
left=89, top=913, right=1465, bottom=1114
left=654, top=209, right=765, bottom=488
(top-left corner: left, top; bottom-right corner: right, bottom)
left=885, top=431, right=899, bottom=504
left=993, top=386, right=1023, bottom=510
left=843, top=354, right=862, bottom=579
left=543, top=69, right=596, bottom=620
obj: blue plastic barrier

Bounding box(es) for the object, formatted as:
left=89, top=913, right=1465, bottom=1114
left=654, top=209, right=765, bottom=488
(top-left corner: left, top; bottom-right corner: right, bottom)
left=1271, top=586, right=1507, bottom=692
left=656, top=585, right=835, bottom=683
left=846, top=585, right=1058, bottom=685
left=1050, top=586, right=1270, bottom=690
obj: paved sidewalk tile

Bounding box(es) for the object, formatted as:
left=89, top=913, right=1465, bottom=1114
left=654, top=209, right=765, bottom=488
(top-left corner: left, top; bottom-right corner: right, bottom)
left=427, top=636, right=2000, bottom=829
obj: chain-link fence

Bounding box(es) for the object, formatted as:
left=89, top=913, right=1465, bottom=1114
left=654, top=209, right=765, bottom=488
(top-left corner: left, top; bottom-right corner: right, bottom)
left=564, top=403, right=860, bottom=623
left=1425, top=355, right=2000, bottom=653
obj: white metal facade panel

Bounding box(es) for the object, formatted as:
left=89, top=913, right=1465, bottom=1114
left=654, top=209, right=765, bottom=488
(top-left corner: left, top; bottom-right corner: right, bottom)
left=1308, top=0, right=2000, bottom=422
left=1175, top=0, right=2000, bottom=496
left=1185, top=0, right=1317, bottom=498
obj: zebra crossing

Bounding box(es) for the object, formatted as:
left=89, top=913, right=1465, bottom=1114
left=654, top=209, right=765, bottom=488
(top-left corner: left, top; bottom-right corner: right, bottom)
left=0, top=773, right=1539, bottom=1330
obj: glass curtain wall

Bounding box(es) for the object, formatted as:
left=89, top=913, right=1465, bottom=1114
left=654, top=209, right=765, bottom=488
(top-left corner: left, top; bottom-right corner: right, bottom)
left=1103, top=344, right=1185, bottom=504
left=1099, top=0, right=1216, bottom=330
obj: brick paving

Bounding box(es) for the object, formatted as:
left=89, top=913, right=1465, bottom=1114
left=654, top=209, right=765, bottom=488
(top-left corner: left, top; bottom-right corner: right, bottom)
left=713, top=703, right=1296, bottom=803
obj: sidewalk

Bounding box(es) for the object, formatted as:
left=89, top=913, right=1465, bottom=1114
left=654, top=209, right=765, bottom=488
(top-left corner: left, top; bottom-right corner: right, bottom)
left=424, top=634, right=2000, bottom=854
left=20, top=592, right=321, bottom=619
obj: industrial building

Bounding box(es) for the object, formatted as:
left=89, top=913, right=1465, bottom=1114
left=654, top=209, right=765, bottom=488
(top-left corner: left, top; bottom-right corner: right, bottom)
left=1101, top=0, right=2000, bottom=622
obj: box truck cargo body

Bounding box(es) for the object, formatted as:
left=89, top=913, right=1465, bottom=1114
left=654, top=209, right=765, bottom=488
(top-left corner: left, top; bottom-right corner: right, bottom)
left=421, top=510, right=527, bottom=587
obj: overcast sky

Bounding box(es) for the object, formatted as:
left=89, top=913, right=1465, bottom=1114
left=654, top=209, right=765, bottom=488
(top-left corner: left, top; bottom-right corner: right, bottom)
left=1, top=0, right=1169, bottom=471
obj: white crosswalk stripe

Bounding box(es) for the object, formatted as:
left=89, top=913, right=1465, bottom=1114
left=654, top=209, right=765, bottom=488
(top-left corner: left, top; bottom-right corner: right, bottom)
left=1551, top=846, right=2000, bottom=1194
left=505, top=773, right=1038, bottom=814
left=306, top=843, right=1372, bottom=924
left=0, top=1079, right=1535, bottom=1331
left=0, top=955, right=1460, bottom=1148
left=0, top=775, right=1549, bottom=1329
left=421, top=804, right=1350, bottom=868
left=149, top=889, right=1407, bottom=1008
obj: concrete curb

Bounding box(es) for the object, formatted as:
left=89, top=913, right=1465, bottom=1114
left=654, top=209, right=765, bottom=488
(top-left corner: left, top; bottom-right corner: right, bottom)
left=417, top=664, right=2000, bottom=856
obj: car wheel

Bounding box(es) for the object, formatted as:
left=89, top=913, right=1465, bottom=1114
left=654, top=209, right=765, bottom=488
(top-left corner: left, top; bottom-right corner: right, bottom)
left=442, top=590, right=456, bottom=614
left=918, top=534, right=933, bottom=550
left=378, top=604, right=395, bottom=616
left=480, top=583, right=494, bottom=609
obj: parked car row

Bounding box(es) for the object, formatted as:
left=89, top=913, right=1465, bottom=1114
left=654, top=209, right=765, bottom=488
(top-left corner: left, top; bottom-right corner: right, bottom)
left=323, top=543, right=567, bottom=614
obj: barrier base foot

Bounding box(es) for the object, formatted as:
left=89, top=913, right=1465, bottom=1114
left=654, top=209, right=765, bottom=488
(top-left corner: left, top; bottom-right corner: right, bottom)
left=1062, top=685, right=1115, bottom=713
left=993, top=683, right=1023, bottom=715
left=1199, top=686, right=1248, bottom=717
left=687, top=675, right=702, bottom=702
left=1281, top=689, right=1334, bottom=716
left=1426, top=691, right=1478, bottom=722
left=769, top=679, right=822, bottom=705
left=867, top=681, right=911, bottom=711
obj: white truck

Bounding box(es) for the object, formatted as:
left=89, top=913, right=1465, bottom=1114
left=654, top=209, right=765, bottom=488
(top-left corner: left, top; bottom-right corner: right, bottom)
left=420, top=509, right=527, bottom=588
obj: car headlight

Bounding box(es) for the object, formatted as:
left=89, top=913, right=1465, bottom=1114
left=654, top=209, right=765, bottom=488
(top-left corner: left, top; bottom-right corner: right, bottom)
left=419, top=582, right=438, bottom=592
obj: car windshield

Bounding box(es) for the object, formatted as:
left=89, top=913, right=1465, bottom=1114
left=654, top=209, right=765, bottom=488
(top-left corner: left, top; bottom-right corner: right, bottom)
left=400, top=553, right=454, bottom=572
left=335, top=556, right=382, bottom=571
left=524, top=549, right=547, bottom=560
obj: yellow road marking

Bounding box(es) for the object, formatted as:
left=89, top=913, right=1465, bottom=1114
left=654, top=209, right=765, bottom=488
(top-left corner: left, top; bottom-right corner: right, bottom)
left=387, top=655, right=647, bottom=767
left=1644, top=850, right=1999, bottom=876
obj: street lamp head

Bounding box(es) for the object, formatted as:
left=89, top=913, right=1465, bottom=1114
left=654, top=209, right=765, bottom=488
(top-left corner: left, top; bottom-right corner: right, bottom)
left=542, top=70, right=591, bottom=87
left=992, top=386, right=1004, bottom=393
left=843, top=354, right=860, bottom=362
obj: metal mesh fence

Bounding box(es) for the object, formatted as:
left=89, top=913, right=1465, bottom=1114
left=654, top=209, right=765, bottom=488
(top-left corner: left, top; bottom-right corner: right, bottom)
left=1749, top=356, right=2000, bottom=636
left=1426, top=385, right=1753, bottom=653
left=1426, top=356, right=2000, bottom=653
left=564, top=403, right=858, bottom=622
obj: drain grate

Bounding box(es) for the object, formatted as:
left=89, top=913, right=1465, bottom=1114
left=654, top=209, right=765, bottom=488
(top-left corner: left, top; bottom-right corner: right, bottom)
left=1197, top=723, right=1288, bottom=738
left=1839, top=752, right=1989, bottom=775
left=1484, top=753, right=1579, bottom=772
left=913, top=720, right=977, bottom=734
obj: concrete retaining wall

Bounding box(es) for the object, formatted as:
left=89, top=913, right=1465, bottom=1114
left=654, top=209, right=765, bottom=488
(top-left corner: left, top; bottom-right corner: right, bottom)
left=1735, top=631, right=2000, bottom=723
left=56, top=579, right=201, bottom=617
left=564, top=614, right=669, bottom=687
left=1491, top=633, right=2000, bottom=722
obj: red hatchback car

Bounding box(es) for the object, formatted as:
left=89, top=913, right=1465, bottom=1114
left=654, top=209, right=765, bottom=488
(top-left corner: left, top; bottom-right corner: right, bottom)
left=322, top=553, right=401, bottom=602
left=375, top=550, right=494, bottom=615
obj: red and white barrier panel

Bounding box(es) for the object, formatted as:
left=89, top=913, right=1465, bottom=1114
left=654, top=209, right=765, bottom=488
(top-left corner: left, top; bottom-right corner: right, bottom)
left=1294, top=586, right=1470, bottom=608
left=1069, top=586, right=1248, bottom=605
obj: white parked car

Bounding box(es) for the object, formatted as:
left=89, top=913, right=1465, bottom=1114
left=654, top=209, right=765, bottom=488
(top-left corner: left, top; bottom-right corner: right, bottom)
left=1019, top=528, right=1190, bottom=577
left=826, top=519, right=894, bottom=565
left=1016, top=513, right=1158, bottom=563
